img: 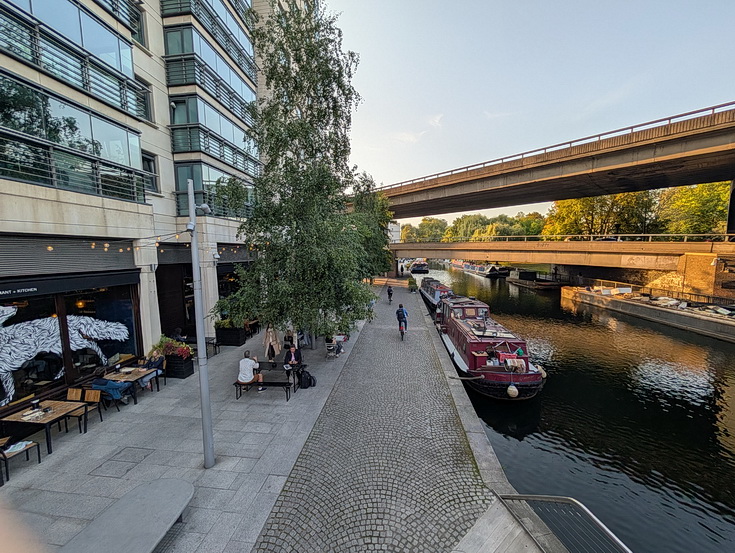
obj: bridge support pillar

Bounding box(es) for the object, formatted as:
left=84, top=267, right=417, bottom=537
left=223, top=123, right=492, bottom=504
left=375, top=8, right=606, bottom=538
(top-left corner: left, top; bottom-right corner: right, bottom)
left=728, top=180, right=735, bottom=236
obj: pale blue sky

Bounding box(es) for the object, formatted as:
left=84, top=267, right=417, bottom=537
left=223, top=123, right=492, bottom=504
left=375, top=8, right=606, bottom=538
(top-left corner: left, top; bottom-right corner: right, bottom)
left=326, top=0, right=735, bottom=224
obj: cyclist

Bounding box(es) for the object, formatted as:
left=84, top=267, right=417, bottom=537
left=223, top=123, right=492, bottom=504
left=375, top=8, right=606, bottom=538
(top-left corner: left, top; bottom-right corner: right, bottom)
left=396, top=303, right=408, bottom=333
left=387, top=286, right=393, bottom=303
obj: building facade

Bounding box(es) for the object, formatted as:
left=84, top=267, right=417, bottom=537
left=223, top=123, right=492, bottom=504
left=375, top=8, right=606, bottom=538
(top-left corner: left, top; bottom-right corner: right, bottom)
left=0, top=0, right=270, bottom=408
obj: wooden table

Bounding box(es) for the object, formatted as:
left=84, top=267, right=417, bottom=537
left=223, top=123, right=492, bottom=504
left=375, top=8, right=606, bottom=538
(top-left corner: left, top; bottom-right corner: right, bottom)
left=107, top=368, right=160, bottom=404
left=1, top=400, right=88, bottom=454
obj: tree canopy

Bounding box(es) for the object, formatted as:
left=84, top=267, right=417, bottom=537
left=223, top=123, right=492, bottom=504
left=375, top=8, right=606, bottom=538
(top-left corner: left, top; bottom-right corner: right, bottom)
left=658, top=182, right=730, bottom=234
left=214, top=1, right=378, bottom=336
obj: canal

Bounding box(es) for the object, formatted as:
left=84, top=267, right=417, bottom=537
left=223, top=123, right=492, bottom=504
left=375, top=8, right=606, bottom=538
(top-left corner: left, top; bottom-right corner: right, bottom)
left=427, top=267, right=735, bottom=553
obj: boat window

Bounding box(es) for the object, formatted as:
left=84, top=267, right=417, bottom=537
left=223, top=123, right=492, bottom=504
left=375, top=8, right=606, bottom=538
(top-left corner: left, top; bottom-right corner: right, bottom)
left=465, top=308, right=476, bottom=317
left=452, top=309, right=461, bottom=318
left=478, top=308, right=488, bottom=318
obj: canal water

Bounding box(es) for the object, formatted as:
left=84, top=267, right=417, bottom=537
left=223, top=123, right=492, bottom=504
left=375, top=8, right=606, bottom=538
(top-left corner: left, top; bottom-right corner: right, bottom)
left=426, top=267, right=735, bottom=553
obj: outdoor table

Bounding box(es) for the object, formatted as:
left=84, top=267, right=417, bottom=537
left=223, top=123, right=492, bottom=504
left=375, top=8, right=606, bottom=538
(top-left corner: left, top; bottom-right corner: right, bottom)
left=1, top=400, right=88, bottom=454
left=107, top=368, right=160, bottom=404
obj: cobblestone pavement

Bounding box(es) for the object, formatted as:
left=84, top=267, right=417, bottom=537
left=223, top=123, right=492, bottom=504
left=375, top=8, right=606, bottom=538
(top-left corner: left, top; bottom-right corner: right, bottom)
left=253, top=285, right=495, bottom=552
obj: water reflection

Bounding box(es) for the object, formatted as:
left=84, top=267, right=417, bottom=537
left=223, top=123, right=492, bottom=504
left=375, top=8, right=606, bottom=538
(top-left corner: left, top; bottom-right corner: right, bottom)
left=427, top=267, right=735, bottom=553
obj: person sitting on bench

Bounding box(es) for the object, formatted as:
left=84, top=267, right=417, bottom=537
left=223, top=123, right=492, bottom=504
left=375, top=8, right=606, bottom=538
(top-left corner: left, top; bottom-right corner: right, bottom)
left=283, top=344, right=302, bottom=382
left=238, top=350, right=265, bottom=392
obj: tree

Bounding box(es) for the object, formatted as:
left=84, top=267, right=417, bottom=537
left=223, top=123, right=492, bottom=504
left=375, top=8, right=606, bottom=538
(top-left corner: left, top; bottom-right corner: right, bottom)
left=416, top=217, right=448, bottom=241
left=515, top=212, right=546, bottom=235
left=658, top=182, right=729, bottom=234
left=541, top=191, right=659, bottom=237
left=400, top=223, right=419, bottom=243
left=214, top=1, right=372, bottom=336
left=349, top=172, right=393, bottom=278
left=441, top=214, right=491, bottom=241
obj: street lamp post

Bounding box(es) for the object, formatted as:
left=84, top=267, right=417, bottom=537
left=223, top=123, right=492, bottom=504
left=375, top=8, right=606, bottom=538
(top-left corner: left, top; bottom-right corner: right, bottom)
left=187, top=178, right=216, bottom=468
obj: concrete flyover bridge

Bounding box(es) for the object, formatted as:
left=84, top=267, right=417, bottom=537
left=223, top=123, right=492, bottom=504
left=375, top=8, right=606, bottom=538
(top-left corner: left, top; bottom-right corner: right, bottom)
left=391, top=235, right=735, bottom=297
left=378, top=101, right=735, bottom=232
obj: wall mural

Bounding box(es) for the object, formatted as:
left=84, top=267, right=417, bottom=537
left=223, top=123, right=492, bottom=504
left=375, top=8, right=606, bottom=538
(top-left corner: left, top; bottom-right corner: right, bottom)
left=0, top=306, right=129, bottom=406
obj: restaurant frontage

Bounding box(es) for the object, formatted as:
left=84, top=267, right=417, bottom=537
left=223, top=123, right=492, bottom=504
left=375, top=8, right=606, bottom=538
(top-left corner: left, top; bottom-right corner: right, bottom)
left=0, top=235, right=143, bottom=411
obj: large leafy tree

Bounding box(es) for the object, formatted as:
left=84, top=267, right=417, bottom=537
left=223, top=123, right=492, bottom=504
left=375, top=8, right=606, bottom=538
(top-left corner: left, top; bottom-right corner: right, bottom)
left=542, top=191, right=660, bottom=236
left=658, top=182, right=729, bottom=234
left=349, top=172, right=393, bottom=278
left=441, top=214, right=491, bottom=241
left=214, top=1, right=372, bottom=335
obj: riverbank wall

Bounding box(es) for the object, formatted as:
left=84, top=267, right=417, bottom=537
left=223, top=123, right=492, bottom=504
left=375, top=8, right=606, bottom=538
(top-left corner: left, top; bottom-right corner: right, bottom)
left=561, top=287, right=735, bottom=343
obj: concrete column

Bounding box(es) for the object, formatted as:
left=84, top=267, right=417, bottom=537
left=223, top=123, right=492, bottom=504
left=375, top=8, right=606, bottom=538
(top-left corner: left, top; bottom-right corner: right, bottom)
left=728, top=180, right=735, bottom=236
left=133, top=241, right=162, bottom=353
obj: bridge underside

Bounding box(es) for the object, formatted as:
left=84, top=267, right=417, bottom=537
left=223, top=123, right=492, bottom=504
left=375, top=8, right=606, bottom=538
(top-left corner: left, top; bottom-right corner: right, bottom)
left=384, top=113, right=735, bottom=220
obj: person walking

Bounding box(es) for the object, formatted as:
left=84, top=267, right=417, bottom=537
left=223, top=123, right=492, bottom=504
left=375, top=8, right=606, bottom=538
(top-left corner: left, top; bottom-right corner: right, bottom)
left=396, top=303, right=408, bottom=332
left=263, top=324, right=282, bottom=368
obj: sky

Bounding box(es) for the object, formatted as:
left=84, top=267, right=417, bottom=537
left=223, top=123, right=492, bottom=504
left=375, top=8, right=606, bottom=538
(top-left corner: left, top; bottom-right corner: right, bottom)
left=325, top=0, right=735, bottom=226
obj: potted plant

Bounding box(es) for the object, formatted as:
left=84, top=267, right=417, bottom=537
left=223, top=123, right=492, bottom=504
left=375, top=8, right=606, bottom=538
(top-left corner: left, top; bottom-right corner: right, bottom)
left=214, top=318, right=248, bottom=346
left=153, top=336, right=194, bottom=379
left=407, top=277, right=418, bottom=293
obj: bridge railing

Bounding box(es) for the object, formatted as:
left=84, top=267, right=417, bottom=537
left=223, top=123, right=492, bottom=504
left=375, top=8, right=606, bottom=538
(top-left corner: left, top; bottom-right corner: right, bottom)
left=377, top=100, right=735, bottom=191
left=391, top=233, right=735, bottom=243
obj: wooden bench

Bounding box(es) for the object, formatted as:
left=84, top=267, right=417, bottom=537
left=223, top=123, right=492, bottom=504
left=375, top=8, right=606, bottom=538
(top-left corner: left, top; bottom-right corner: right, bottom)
left=234, top=377, right=292, bottom=401
left=59, top=478, right=194, bottom=553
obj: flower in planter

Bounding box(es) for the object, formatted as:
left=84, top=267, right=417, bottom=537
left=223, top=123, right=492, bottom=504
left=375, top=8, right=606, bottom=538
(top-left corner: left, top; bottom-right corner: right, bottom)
left=153, top=336, right=193, bottom=359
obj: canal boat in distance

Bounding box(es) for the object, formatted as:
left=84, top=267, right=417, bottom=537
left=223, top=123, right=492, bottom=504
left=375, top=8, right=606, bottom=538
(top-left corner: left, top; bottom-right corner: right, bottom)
left=434, top=295, right=546, bottom=400
left=419, top=277, right=453, bottom=311
left=409, top=260, right=430, bottom=274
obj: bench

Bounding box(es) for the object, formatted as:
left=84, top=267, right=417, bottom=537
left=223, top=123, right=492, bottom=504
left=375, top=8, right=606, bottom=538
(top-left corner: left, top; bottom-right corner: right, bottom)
left=59, top=478, right=194, bottom=553
left=234, top=378, right=292, bottom=401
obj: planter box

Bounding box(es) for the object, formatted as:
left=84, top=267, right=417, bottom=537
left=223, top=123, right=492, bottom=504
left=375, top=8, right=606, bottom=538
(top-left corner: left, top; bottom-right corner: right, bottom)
left=215, top=328, right=248, bottom=346
left=165, top=355, right=194, bottom=379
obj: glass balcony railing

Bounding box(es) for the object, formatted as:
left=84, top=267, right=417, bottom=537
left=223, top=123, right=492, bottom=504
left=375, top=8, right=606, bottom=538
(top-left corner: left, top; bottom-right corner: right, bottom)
left=0, top=4, right=149, bottom=119
left=91, top=0, right=141, bottom=31
left=0, top=129, right=150, bottom=204
left=171, top=124, right=260, bottom=178
left=166, top=55, right=254, bottom=127
left=175, top=183, right=253, bottom=219
left=161, top=0, right=257, bottom=83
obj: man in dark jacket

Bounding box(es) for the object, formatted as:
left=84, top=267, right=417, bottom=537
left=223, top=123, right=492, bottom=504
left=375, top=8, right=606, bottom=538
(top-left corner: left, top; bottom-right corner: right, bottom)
left=283, top=344, right=302, bottom=368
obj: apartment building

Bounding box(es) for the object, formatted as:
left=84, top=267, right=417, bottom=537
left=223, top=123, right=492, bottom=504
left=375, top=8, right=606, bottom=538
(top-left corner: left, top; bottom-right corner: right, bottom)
left=0, top=0, right=269, bottom=408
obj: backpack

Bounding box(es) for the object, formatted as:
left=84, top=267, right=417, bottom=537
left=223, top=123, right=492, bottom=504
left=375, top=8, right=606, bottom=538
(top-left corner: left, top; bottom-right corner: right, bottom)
left=396, top=308, right=407, bottom=321
left=300, top=370, right=316, bottom=389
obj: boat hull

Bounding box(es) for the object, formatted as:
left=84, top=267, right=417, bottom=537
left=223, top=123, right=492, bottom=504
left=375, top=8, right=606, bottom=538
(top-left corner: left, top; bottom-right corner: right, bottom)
left=464, top=373, right=544, bottom=400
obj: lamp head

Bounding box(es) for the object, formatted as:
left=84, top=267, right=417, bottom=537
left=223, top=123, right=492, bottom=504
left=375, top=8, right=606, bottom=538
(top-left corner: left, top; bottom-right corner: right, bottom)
left=196, top=203, right=212, bottom=215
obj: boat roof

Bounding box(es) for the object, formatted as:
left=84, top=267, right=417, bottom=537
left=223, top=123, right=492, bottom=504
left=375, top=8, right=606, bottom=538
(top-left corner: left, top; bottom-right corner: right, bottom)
left=458, top=318, right=519, bottom=340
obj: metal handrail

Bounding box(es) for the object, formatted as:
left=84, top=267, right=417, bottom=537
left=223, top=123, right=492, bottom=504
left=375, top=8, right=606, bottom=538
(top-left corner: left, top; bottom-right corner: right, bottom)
left=166, top=54, right=254, bottom=126
left=377, top=100, right=735, bottom=191
left=0, top=3, right=148, bottom=119
left=391, top=233, right=735, bottom=243
left=500, top=494, right=633, bottom=553
left=161, top=0, right=257, bottom=81
left=170, top=124, right=260, bottom=177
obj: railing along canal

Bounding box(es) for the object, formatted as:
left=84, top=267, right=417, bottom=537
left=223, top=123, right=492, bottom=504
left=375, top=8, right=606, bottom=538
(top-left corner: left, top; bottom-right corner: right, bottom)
left=500, top=494, right=633, bottom=553
left=391, top=233, right=735, bottom=243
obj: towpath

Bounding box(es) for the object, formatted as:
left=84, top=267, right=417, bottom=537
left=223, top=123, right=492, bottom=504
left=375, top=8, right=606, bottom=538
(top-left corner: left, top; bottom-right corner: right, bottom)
left=0, top=279, right=542, bottom=552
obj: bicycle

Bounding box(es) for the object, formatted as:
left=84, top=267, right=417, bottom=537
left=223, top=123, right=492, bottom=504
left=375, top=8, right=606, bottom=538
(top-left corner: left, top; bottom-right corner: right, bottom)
left=399, top=320, right=406, bottom=341
left=388, top=293, right=393, bottom=304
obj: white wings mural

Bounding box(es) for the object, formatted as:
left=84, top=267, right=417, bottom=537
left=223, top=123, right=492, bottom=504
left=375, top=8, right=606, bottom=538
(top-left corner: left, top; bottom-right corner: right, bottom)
left=0, top=306, right=129, bottom=406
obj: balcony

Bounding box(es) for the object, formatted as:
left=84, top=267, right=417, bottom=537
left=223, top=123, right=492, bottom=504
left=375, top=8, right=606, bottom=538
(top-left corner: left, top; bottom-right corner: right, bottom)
left=176, top=183, right=253, bottom=219
left=91, top=0, right=141, bottom=31
left=0, top=4, right=149, bottom=119
left=171, top=124, right=260, bottom=178
left=161, top=0, right=257, bottom=83
left=0, top=129, right=150, bottom=204
left=166, top=55, right=254, bottom=127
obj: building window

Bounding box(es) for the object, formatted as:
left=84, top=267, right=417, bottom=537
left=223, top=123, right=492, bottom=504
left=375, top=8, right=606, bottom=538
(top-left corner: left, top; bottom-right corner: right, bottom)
left=141, top=152, right=158, bottom=192
left=135, top=77, right=153, bottom=121
left=131, top=6, right=146, bottom=47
